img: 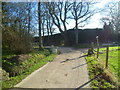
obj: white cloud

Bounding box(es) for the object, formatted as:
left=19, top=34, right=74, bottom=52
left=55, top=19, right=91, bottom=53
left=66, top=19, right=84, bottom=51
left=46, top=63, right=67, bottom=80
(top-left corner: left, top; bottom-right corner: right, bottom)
left=82, top=0, right=119, bottom=29
left=66, top=20, right=75, bottom=29
left=97, top=0, right=111, bottom=8
left=83, top=13, right=102, bottom=29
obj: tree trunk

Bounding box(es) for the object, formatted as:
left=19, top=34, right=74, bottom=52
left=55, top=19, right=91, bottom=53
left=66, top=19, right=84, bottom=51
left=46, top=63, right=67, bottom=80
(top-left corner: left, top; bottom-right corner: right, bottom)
left=63, top=32, right=70, bottom=46
left=38, top=2, right=43, bottom=50
left=49, top=28, right=53, bottom=36
left=42, top=21, right=44, bottom=46
left=28, top=3, right=31, bottom=34
left=75, top=19, right=78, bottom=45
left=47, top=20, right=50, bottom=45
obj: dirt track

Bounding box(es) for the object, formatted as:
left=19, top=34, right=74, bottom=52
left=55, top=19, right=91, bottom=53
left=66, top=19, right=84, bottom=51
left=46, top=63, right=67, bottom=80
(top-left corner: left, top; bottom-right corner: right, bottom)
left=14, top=47, right=90, bottom=89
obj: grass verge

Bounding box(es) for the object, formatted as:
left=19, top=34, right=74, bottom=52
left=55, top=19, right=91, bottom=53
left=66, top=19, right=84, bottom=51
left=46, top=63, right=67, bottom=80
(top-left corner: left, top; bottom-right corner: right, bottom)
left=85, top=46, right=119, bottom=88
left=2, top=54, right=57, bottom=89
left=86, top=55, right=116, bottom=88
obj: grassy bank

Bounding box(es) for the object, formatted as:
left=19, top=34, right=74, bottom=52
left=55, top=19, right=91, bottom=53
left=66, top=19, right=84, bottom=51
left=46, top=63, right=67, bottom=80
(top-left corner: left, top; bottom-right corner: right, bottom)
left=99, top=50, right=119, bottom=79
left=85, top=46, right=119, bottom=88
left=2, top=49, right=57, bottom=89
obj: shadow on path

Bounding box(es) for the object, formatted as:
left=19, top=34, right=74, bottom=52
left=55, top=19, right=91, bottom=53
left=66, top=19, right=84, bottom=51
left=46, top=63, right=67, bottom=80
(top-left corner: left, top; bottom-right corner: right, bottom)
left=75, top=73, right=101, bottom=90
left=60, top=55, right=87, bottom=63
left=72, top=60, right=93, bottom=69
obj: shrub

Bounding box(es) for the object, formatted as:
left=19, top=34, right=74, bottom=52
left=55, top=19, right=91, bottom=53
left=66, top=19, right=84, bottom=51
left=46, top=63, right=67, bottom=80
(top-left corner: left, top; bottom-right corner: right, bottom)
left=2, top=27, right=32, bottom=55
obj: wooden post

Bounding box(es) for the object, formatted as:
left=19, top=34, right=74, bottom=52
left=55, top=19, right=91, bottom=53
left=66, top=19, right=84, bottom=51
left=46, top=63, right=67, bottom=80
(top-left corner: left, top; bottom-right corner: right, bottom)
left=91, top=42, right=94, bottom=55
left=96, top=36, right=99, bottom=58
left=106, top=46, right=109, bottom=68
left=91, top=42, right=94, bottom=49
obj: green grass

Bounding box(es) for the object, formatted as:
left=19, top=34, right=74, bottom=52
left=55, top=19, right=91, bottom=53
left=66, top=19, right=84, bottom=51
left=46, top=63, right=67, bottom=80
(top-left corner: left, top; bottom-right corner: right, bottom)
left=2, top=54, right=16, bottom=60
left=86, top=55, right=115, bottom=88
left=85, top=46, right=119, bottom=88
left=2, top=54, right=56, bottom=89
left=2, top=49, right=57, bottom=89
left=98, top=46, right=120, bottom=52
left=98, top=48, right=119, bottom=81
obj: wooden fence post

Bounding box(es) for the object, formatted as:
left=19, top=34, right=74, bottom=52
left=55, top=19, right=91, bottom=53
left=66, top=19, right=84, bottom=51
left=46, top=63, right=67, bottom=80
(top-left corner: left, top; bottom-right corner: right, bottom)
left=91, top=42, right=94, bottom=49
left=106, top=46, right=109, bottom=68
left=96, top=36, right=99, bottom=58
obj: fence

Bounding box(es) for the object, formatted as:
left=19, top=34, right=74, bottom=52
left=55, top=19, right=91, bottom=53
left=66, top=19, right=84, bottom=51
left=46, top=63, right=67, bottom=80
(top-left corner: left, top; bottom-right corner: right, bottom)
left=89, top=36, right=110, bottom=68
left=90, top=44, right=109, bottom=69
left=90, top=42, right=119, bottom=69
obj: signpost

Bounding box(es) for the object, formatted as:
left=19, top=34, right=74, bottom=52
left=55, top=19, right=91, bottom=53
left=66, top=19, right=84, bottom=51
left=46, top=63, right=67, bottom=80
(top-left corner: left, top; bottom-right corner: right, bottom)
left=105, top=46, right=109, bottom=68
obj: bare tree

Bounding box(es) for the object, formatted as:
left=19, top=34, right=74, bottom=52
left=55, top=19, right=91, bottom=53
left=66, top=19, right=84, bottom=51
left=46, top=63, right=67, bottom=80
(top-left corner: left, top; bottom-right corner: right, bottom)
left=27, top=2, right=31, bottom=34
left=38, top=2, right=43, bottom=50
left=46, top=1, right=99, bottom=45
left=46, top=2, right=72, bottom=46
left=70, top=1, right=97, bottom=45
left=102, top=2, right=120, bottom=32
left=2, top=2, right=33, bottom=54
left=38, top=2, right=54, bottom=46
left=110, top=2, right=120, bottom=33
left=46, top=15, right=54, bottom=36
left=102, top=1, right=120, bottom=43
left=44, top=7, right=54, bottom=45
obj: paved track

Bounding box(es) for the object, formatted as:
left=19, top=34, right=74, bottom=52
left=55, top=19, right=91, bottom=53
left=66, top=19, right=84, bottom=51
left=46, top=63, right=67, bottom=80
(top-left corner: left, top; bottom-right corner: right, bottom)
left=14, top=47, right=90, bottom=89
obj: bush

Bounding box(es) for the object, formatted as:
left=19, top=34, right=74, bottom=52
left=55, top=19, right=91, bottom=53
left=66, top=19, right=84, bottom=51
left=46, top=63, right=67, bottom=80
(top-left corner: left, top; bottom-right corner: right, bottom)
left=2, top=27, right=32, bottom=55
left=42, top=49, right=51, bottom=56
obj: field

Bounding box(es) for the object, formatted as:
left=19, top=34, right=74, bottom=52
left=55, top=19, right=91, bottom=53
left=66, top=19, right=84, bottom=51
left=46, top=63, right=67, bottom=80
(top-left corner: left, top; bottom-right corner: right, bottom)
left=85, top=46, right=119, bottom=88
left=99, top=48, right=119, bottom=80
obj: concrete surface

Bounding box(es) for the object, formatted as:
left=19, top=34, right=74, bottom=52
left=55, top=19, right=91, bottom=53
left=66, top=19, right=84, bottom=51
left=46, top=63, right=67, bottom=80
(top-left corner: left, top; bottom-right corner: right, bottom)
left=14, top=47, right=90, bottom=89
